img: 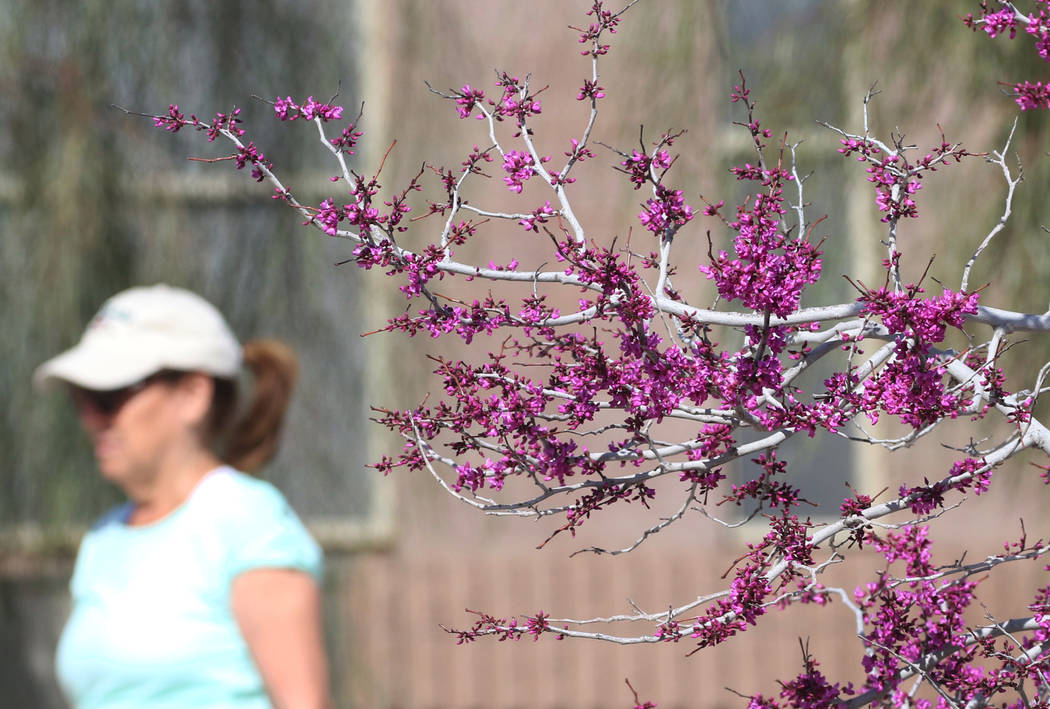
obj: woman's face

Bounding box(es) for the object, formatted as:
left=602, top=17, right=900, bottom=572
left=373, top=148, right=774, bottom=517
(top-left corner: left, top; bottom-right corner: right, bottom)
left=71, top=373, right=211, bottom=486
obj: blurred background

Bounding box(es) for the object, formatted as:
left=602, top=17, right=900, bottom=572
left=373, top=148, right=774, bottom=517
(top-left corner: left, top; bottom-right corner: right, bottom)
left=4, top=1, right=1050, bottom=706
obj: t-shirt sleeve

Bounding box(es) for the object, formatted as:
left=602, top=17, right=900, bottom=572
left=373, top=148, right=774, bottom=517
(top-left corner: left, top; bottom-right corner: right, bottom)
left=218, top=479, right=324, bottom=587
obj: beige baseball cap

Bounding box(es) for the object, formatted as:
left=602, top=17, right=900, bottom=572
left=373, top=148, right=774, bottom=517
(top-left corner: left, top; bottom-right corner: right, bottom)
left=34, top=284, right=242, bottom=391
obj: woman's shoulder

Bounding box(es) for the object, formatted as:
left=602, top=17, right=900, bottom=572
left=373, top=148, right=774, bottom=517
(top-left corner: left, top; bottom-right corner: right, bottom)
left=193, top=466, right=291, bottom=515
left=191, top=467, right=315, bottom=546
left=194, top=466, right=323, bottom=582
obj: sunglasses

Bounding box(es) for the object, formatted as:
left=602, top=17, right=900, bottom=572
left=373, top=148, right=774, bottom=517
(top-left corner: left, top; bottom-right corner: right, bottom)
left=68, top=371, right=182, bottom=415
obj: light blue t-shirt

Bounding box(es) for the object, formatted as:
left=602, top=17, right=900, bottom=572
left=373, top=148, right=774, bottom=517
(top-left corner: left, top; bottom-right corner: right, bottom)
left=56, top=467, right=323, bottom=709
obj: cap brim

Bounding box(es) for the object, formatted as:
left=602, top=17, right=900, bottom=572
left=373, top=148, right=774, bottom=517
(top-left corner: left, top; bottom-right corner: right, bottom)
left=33, top=342, right=162, bottom=391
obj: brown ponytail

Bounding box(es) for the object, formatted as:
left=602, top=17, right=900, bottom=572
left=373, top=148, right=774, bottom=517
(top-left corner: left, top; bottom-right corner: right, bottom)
left=210, top=339, right=298, bottom=474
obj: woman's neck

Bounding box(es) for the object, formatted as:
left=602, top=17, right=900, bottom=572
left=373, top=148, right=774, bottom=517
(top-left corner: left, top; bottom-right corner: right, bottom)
left=124, top=450, right=224, bottom=526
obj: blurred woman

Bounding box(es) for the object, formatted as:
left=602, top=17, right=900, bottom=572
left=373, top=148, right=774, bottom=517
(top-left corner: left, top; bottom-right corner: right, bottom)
left=35, top=284, right=329, bottom=709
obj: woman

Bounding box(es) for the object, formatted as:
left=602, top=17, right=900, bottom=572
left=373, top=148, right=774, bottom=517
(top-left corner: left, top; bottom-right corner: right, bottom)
left=34, top=284, right=330, bottom=709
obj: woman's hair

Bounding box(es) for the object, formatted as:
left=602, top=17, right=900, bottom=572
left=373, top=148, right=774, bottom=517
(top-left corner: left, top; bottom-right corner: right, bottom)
left=208, top=339, right=299, bottom=473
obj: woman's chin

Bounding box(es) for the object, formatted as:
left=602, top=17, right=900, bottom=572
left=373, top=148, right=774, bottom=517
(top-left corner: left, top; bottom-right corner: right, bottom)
left=95, top=457, right=129, bottom=484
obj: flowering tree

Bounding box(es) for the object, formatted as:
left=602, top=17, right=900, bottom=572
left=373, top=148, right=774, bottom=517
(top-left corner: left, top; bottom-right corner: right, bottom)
left=139, top=1, right=1050, bottom=706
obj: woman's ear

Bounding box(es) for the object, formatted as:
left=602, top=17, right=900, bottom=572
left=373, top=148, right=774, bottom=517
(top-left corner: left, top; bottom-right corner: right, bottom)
left=176, top=372, right=216, bottom=428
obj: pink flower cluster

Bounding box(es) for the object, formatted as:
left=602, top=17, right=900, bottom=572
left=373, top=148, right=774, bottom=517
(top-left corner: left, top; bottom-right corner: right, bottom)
left=839, top=135, right=970, bottom=222
left=309, top=171, right=417, bottom=238
left=638, top=186, right=695, bottom=235
left=564, top=138, right=596, bottom=164
left=968, top=7, right=1018, bottom=38
left=234, top=142, right=271, bottom=182
left=862, top=285, right=980, bottom=342
left=747, top=654, right=847, bottom=709
left=493, top=74, right=542, bottom=126
left=501, top=150, right=538, bottom=193
left=1013, top=81, right=1050, bottom=110
left=621, top=149, right=672, bottom=189
left=576, top=78, right=605, bottom=101
left=152, top=104, right=245, bottom=142
left=853, top=527, right=985, bottom=702
left=448, top=75, right=542, bottom=127
left=153, top=104, right=187, bottom=132
left=760, top=523, right=1050, bottom=707
left=330, top=122, right=363, bottom=154
left=700, top=164, right=822, bottom=318
left=965, top=1, right=1050, bottom=109
left=450, top=609, right=563, bottom=645
left=839, top=284, right=982, bottom=427
left=1028, top=2, right=1050, bottom=59
left=723, top=452, right=803, bottom=513
left=519, top=201, right=556, bottom=232
left=576, top=0, right=623, bottom=57
left=454, top=85, right=486, bottom=119
left=273, top=95, right=343, bottom=122
left=689, top=563, right=772, bottom=649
